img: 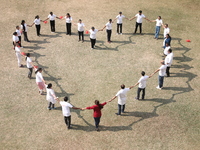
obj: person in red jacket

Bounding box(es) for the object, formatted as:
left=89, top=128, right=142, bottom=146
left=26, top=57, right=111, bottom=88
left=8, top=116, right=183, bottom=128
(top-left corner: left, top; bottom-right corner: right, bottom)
left=82, top=99, right=111, bottom=131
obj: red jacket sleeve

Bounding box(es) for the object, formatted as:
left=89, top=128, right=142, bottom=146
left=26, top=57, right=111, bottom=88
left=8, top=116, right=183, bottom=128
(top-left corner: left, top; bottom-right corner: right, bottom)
left=86, top=105, right=95, bottom=109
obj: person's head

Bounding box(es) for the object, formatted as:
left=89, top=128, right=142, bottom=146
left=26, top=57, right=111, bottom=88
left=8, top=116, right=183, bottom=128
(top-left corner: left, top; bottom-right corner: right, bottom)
left=35, top=68, right=42, bottom=74
left=141, top=71, right=145, bottom=76
left=91, top=27, right=95, bottom=30
left=160, top=60, right=165, bottom=65
left=95, top=100, right=103, bottom=109
left=109, top=19, right=112, bottom=22
left=139, top=10, right=142, bottom=15
left=35, top=15, right=39, bottom=19
left=64, top=96, right=68, bottom=102
left=79, top=19, right=82, bottom=23
left=168, top=49, right=172, bottom=53
left=119, top=12, right=122, bottom=15
left=166, top=43, right=169, bottom=47
left=158, top=16, right=161, bottom=19
left=13, top=32, right=17, bottom=36
left=121, top=84, right=125, bottom=89
left=26, top=53, right=30, bottom=57
left=21, top=20, right=25, bottom=25
left=47, top=83, right=52, bottom=89
left=66, top=13, right=71, bottom=17
left=166, top=34, right=170, bottom=38
left=164, top=23, right=168, bottom=28
left=16, top=26, right=20, bottom=30
left=50, top=12, right=53, bottom=15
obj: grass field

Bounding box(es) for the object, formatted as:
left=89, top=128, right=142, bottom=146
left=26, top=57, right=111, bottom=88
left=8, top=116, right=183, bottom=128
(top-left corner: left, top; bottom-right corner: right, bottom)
left=0, top=0, right=200, bottom=149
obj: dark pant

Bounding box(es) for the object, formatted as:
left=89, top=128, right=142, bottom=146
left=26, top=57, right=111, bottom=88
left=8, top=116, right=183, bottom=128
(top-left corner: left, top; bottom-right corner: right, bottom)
left=158, top=75, right=164, bottom=88
left=48, top=102, right=55, bottom=109
left=35, top=25, right=41, bottom=36
left=117, top=23, right=122, bottom=33
left=135, top=22, right=142, bottom=33
left=166, top=66, right=170, bottom=77
left=28, top=68, right=33, bottom=78
left=118, top=104, right=125, bottom=115
left=66, top=23, right=71, bottom=35
left=23, top=31, right=29, bottom=42
left=137, top=87, right=145, bottom=99
left=90, top=38, right=96, bottom=48
left=107, top=29, right=112, bottom=42
left=94, top=117, right=101, bottom=128
left=50, top=20, right=55, bottom=32
left=78, top=31, right=84, bottom=41
left=13, top=41, right=20, bottom=49
left=18, top=36, right=22, bottom=47
left=64, top=116, right=71, bottom=128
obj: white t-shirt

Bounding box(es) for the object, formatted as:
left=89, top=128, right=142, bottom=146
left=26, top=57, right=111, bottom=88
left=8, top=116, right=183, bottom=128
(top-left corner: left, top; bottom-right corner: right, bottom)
left=164, top=27, right=170, bottom=37
left=16, top=29, right=21, bottom=36
left=116, top=15, right=125, bottom=24
left=89, top=29, right=98, bottom=39
left=46, top=88, right=56, bottom=104
left=77, top=23, right=85, bottom=31
left=13, top=35, right=19, bottom=42
left=156, top=19, right=163, bottom=26
left=48, top=14, right=56, bottom=20
left=21, top=23, right=28, bottom=32
left=36, top=72, right=43, bottom=82
left=135, top=14, right=145, bottom=23
left=65, top=17, right=72, bottom=23
left=115, top=88, right=130, bottom=105
left=165, top=53, right=173, bottom=67
left=60, top=101, right=73, bottom=117
left=138, top=75, right=149, bottom=88
left=164, top=46, right=171, bottom=55
left=26, top=57, right=32, bottom=68
left=34, top=18, right=41, bottom=25
left=106, top=22, right=112, bottom=30
left=159, top=65, right=167, bottom=76
left=15, top=46, right=21, bottom=53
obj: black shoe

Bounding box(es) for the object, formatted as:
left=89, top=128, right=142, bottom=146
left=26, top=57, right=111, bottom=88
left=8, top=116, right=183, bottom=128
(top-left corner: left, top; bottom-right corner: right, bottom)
left=96, top=128, right=100, bottom=132
left=135, top=97, right=139, bottom=100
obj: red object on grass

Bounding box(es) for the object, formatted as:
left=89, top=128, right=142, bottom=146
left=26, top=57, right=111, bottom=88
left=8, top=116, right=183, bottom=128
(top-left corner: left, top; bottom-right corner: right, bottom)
left=44, top=21, right=48, bottom=24
left=85, top=30, right=89, bottom=34
left=59, top=16, right=63, bottom=19
left=21, top=52, right=26, bottom=55
left=186, top=39, right=191, bottom=42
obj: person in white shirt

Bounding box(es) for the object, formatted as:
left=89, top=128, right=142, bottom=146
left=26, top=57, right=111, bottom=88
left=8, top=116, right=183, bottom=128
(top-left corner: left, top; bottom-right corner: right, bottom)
left=102, top=19, right=113, bottom=43
left=35, top=68, right=46, bottom=95
left=31, top=15, right=43, bottom=36
left=14, top=44, right=23, bottom=67
left=88, top=27, right=103, bottom=49
left=132, top=71, right=150, bottom=100
left=13, top=32, right=19, bottom=49
left=163, top=43, right=171, bottom=56
left=150, top=16, right=163, bottom=39
left=165, top=49, right=173, bottom=77
left=130, top=10, right=149, bottom=34
left=64, top=13, right=73, bottom=35
left=21, top=20, right=31, bottom=42
left=113, top=12, right=129, bottom=35
left=16, top=26, right=22, bottom=47
left=56, top=96, right=81, bottom=129
left=163, top=23, right=170, bottom=38
left=110, top=84, right=134, bottom=115
left=25, top=53, right=34, bottom=79
left=150, top=61, right=167, bottom=90
left=44, top=12, right=60, bottom=32
left=73, top=19, right=85, bottom=42
left=46, top=83, right=59, bottom=110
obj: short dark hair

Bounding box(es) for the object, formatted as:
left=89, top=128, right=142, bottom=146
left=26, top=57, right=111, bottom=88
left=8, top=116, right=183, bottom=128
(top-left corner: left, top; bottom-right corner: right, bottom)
left=139, top=10, right=142, bottom=13
left=64, top=96, right=68, bottom=102
left=168, top=49, right=172, bottom=53
left=141, top=71, right=145, bottom=76
left=13, top=32, right=17, bottom=35
left=47, top=83, right=52, bottom=89
left=109, top=19, right=112, bottom=22
left=119, top=12, right=122, bottom=14
left=121, top=84, right=125, bottom=89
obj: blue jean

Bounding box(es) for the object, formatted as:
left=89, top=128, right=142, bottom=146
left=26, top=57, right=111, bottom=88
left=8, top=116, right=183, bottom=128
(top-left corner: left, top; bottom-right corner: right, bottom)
left=118, top=104, right=125, bottom=115
left=158, top=75, right=164, bottom=88
left=94, top=117, right=101, bottom=128
left=155, top=26, right=160, bottom=38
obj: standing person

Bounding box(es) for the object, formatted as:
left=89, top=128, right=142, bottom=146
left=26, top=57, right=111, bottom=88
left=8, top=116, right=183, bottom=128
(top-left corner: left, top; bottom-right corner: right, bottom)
left=164, top=49, right=173, bottom=77
left=56, top=96, right=81, bottom=129
left=129, top=10, right=149, bottom=34
left=132, top=71, right=150, bottom=100
left=163, top=34, right=171, bottom=48
left=89, top=27, right=103, bottom=49
left=64, top=13, right=73, bottom=35
left=73, top=19, right=85, bottom=42
left=150, top=61, right=167, bottom=90
left=21, top=20, right=31, bottom=42
left=163, top=43, right=171, bottom=56
left=16, top=26, right=22, bottom=47
left=14, top=44, right=23, bottom=67
left=44, top=12, right=60, bottom=32
left=12, top=32, right=19, bottom=49
left=163, top=23, right=170, bottom=38
left=113, top=12, right=129, bottom=35
left=25, top=53, right=34, bottom=79
left=46, top=83, right=58, bottom=110
left=82, top=99, right=111, bottom=131
left=109, top=84, right=134, bottom=115
left=150, top=16, right=163, bottom=39
left=102, top=19, right=113, bottom=43
left=35, top=68, right=46, bottom=95
left=31, top=15, right=43, bottom=36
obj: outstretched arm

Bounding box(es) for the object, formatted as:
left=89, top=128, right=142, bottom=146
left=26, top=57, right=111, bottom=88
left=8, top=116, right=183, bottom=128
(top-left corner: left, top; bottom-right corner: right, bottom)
left=109, top=96, right=117, bottom=102
left=150, top=69, right=159, bottom=77
left=129, top=16, right=136, bottom=21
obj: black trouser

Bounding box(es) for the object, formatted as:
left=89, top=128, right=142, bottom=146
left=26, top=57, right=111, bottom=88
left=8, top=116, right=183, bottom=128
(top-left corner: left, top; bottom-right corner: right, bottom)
left=118, top=104, right=125, bottom=115
left=135, top=22, right=142, bottom=33
left=107, top=29, right=112, bottom=42
left=18, top=36, right=22, bottom=47
left=64, top=116, right=71, bottom=128
left=90, top=38, right=96, bottom=48
left=137, top=87, right=145, bottom=99
left=28, top=68, right=33, bottom=78
left=78, top=31, right=84, bottom=41
left=94, top=117, right=101, bottom=128
left=48, top=102, right=55, bottom=109
left=66, top=23, right=71, bottom=35
left=23, top=31, right=29, bottom=42
left=166, top=66, right=170, bottom=77
left=117, top=23, right=122, bottom=33
left=13, top=41, right=20, bottom=49
left=35, top=25, right=41, bottom=36
left=50, top=20, right=55, bottom=32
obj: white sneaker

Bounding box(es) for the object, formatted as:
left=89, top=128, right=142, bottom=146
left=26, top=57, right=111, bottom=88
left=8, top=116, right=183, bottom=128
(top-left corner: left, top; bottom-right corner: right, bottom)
left=120, top=33, right=122, bottom=35
left=156, top=86, right=162, bottom=90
